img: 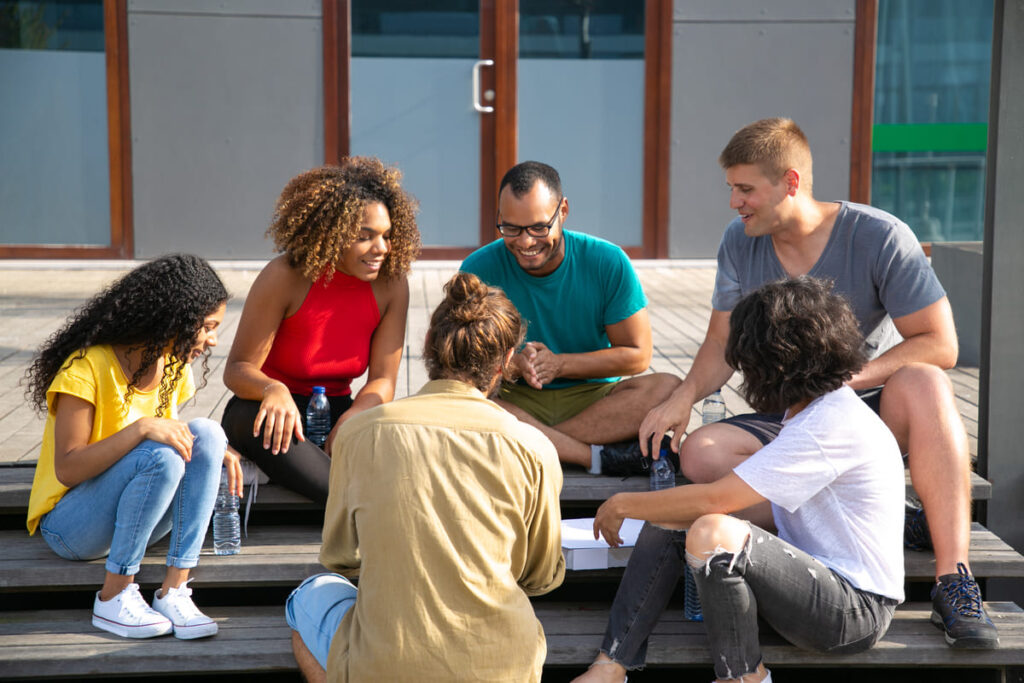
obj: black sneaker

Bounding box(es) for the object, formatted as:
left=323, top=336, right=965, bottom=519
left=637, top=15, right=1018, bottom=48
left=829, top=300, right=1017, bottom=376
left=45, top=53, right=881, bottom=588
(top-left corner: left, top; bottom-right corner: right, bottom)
left=930, top=562, right=1000, bottom=649
left=904, top=497, right=933, bottom=551
left=599, top=435, right=677, bottom=477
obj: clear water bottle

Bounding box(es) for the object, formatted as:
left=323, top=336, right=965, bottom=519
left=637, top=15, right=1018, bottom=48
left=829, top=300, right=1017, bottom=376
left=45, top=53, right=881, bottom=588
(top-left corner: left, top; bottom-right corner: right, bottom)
left=649, top=448, right=676, bottom=491
left=684, top=563, right=704, bottom=621
left=212, top=467, right=240, bottom=555
left=305, top=385, right=331, bottom=449
left=702, top=390, right=726, bottom=424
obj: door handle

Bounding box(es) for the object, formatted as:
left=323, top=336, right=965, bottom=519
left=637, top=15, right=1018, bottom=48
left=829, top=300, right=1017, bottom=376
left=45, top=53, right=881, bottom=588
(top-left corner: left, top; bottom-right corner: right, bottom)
left=472, top=59, right=494, bottom=113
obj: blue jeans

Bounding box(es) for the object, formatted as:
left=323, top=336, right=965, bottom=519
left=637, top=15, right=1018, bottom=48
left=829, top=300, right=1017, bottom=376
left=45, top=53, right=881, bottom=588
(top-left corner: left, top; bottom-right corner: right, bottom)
left=601, top=522, right=897, bottom=680
left=285, top=573, right=359, bottom=669
left=39, top=418, right=225, bottom=576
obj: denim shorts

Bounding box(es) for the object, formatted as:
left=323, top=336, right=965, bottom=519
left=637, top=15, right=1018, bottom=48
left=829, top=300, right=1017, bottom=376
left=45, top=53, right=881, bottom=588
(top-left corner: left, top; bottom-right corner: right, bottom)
left=285, top=573, right=358, bottom=670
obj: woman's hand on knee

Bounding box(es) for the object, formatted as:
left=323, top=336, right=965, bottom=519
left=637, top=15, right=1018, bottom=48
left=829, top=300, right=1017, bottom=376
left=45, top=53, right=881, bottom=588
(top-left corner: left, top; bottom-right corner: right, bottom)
left=137, top=417, right=194, bottom=462
left=254, top=382, right=303, bottom=455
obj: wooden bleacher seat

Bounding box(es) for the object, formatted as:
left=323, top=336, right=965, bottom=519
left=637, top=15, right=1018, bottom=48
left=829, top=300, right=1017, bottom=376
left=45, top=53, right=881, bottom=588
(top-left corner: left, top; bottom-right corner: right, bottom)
left=2, top=602, right=1022, bottom=679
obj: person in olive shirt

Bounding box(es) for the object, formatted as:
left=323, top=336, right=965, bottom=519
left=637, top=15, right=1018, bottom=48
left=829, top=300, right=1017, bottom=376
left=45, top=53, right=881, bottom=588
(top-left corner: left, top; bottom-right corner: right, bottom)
left=285, top=272, right=564, bottom=683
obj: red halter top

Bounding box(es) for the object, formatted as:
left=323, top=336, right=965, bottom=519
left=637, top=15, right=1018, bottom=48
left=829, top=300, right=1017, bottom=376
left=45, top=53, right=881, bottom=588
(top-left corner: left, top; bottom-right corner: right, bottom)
left=261, top=271, right=381, bottom=396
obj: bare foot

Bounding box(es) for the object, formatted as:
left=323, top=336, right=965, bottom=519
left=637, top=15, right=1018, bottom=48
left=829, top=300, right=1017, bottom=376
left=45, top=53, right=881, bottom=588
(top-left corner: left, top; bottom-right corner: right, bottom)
left=570, top=653, right=627, bottom=683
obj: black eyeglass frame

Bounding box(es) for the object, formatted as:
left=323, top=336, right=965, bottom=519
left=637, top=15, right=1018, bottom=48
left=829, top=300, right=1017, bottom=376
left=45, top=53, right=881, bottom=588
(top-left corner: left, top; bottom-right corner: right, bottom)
left=495, top=196, right=564, bottom=238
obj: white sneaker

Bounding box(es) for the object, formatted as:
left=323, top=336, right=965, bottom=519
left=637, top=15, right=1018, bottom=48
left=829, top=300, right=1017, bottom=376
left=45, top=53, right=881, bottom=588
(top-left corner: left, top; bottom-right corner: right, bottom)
left=152, top=579, right=218, bottom=639
left=92, top=583, right=173, bottom=638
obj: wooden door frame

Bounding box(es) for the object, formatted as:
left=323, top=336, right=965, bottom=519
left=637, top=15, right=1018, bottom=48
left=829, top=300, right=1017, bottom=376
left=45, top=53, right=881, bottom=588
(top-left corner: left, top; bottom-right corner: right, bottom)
left=324, top=0, right=671, bottom=260
left=0, top=0, right=133, bottom=259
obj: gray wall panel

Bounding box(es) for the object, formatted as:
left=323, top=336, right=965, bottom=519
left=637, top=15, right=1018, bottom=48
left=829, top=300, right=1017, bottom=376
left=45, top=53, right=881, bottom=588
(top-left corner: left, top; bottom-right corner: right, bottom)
left=129, top=8, right=322, bottom=258
left=129, top=0, right=319, bottom=17
left=675, top=0, right=853, bottom=22
left=668, top=4, right=854, bottom=257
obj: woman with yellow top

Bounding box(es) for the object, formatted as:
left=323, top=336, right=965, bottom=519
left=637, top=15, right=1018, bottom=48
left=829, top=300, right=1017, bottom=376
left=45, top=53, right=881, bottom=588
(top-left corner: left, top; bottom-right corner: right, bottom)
left=24, top=254, right=239, bottom=640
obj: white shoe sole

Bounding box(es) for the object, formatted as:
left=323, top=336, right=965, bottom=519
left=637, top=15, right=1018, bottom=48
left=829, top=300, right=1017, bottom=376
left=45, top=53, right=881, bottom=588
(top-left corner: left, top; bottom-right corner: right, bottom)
left=171, top=620, right=218, bottom=639
left=92, top=613, right=173, bottom=639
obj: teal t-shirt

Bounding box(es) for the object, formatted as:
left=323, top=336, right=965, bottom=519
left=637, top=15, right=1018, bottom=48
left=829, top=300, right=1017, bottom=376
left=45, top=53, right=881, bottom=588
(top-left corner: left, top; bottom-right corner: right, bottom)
left=460, top=230, right=647, bottom=388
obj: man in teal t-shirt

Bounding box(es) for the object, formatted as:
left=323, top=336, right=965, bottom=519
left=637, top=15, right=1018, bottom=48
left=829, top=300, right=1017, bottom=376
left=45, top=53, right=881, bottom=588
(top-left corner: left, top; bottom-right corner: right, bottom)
left=461, top=161, right=680, bottom=475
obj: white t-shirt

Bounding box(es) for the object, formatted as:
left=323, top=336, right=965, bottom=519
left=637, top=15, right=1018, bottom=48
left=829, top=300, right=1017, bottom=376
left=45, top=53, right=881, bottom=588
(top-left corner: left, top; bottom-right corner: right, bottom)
left=733, top=386, right=905, bottom=601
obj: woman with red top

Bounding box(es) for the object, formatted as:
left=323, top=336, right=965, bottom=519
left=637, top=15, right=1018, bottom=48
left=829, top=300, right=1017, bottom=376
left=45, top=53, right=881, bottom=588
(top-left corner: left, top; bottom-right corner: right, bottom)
left=222, top=158, right=420, bottom=504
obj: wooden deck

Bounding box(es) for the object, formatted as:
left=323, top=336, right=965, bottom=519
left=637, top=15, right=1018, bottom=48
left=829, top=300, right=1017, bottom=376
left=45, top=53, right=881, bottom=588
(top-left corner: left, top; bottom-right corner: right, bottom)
left=0, top=260, right=1013, bottom=681
left=2, top=602, right=1022, bottom=679
left=0, top=260, right=981, bottom=466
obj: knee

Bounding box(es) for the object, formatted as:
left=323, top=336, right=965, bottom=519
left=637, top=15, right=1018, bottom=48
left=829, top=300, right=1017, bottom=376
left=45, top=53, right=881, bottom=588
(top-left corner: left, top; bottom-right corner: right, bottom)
left=143, top=444, right=187, bottom=484
left=686, top=514, right=748, bottom=557
left=649, top=373, right=682, bottom=401
left=189, top=418, right=228, bottom=461
left=885, top=363, right=954, bottom=403
left=679, top=430, right=720, bottom=483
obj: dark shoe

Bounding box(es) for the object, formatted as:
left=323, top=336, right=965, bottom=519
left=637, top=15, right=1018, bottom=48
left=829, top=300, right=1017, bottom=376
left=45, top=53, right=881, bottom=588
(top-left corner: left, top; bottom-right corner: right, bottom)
left=599, top=435, right=677, bottom=477
left=930, top=562, right=1000, bottom=649
left=904, top=498, right=933, bottom=551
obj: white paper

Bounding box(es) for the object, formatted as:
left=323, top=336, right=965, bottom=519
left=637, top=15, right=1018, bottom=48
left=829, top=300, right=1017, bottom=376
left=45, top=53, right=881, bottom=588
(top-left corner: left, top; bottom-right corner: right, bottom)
left=561, top=517, right=644, bottom=549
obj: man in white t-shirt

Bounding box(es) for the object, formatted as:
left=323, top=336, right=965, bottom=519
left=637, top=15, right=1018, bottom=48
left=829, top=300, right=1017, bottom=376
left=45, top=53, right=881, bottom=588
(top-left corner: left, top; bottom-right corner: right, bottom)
left=575, top=277, right=905, bottom=683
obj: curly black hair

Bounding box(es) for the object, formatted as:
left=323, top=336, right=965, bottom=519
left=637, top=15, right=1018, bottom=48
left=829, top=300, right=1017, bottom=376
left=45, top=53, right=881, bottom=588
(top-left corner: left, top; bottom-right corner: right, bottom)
left=724, top=276, right=866, bottom=414
left=24, top=254, right=228, bottom=417
left=267, top=158, right=421, bottom=283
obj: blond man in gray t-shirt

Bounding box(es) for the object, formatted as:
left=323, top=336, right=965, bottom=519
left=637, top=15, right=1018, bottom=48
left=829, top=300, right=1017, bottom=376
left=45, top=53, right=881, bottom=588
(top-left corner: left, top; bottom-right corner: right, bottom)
left=631, top=118, right=996, bottom=659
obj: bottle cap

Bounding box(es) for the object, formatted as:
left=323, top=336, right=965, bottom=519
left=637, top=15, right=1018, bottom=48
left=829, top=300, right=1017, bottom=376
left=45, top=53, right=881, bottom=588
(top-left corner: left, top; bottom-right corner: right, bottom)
left=313, top=385, right=326, bottom=394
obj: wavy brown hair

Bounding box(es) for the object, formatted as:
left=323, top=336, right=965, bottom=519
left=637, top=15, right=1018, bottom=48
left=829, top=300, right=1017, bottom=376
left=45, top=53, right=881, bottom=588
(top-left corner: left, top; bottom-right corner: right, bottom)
left=725, top=276, right=866, bottom=414
left=719, top=117, right=814, bottom=191
left=424, top=272, right=526, bottom=393
left=24, top=254, right=228, bottom=417
left=267, top=157, right=421, bottom=282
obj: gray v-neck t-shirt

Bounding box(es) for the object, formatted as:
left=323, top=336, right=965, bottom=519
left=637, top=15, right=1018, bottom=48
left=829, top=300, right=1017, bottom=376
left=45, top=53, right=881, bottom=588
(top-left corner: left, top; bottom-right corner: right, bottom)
left=712, top=201, right=946, bottom=361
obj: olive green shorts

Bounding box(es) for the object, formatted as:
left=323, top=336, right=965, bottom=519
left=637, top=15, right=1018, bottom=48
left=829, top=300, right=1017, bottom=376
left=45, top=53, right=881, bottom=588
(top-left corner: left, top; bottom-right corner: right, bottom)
left=499, top=380, right=619, bottom=426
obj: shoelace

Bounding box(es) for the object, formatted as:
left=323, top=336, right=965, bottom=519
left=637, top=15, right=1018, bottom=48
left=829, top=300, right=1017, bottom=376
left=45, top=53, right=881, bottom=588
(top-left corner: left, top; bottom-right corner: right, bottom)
left=940, top=563, right=984, bottom=618
left=161, top=579, right=203, bottom=620
left=118, top=583, right=152, bottom=618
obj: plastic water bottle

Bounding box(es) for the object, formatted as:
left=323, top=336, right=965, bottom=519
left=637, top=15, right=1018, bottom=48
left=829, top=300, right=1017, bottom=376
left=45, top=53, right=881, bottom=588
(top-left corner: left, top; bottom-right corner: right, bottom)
left=649, top=448, right=675, bottom=491
left=305, top=385, right=331, bottom=449
left=684, top=563, right=704, bottom=621
left=212, top=468, right=240, bottom=555
left=702, top=390, right=726, bottom=424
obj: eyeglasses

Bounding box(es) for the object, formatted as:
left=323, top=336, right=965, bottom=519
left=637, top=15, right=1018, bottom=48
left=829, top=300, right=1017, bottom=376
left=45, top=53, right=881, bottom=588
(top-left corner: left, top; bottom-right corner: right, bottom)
left=496, top=197, right=563, bottom=238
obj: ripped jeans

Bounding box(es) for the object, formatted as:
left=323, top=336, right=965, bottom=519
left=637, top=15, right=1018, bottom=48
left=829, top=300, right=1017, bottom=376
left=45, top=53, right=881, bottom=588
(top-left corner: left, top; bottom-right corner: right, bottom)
left=600, top=522, right=897, bottom=680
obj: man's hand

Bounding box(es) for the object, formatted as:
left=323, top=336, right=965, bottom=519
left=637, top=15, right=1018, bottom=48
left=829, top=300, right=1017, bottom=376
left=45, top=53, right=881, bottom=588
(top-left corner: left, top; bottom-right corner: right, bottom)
left=522, top=342, right=563, bottom=387
left=639, top=395, right=693, bottom=457
left=509, top=344, right=543, bottom=389
left=593, top=494, right=627, bottom=548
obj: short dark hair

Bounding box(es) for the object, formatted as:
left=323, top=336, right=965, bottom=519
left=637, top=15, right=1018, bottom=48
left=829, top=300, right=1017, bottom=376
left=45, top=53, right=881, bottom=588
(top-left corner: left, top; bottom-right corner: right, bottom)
left=725, top=276, right=866, bottom=414
left=498, top=161, right=562, bottom=200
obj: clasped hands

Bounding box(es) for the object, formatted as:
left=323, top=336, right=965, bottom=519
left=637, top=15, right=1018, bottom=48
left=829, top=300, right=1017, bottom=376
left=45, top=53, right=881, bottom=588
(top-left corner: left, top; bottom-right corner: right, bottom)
left=508, top=341, right=563, bottom=389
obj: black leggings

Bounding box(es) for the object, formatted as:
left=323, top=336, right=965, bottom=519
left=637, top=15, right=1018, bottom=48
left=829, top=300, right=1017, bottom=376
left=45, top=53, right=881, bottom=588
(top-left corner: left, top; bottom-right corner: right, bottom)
left=221, top=392, right=353, bottom=505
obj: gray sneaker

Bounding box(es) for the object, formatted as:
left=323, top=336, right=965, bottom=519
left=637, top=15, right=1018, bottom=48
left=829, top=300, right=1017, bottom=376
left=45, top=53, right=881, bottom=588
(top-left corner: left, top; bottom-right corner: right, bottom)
left=930, top=563, right=999, bottom=649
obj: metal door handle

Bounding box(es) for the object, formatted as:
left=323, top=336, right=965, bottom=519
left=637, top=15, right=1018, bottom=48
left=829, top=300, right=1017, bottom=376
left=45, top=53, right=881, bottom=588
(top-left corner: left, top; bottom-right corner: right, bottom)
left=472, top=59, right=494, bottom=113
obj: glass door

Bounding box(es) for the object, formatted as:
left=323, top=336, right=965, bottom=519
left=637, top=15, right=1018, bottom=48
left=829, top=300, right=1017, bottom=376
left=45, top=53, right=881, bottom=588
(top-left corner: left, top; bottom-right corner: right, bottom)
left=344, top=0, right=663, bottom=256
left=518, top=1, right=646, bottom=248
left=349, top=1, right=498, bottom=252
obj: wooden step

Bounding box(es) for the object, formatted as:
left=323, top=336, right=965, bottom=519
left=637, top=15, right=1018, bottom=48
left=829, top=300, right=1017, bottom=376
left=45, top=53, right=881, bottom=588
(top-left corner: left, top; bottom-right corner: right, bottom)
left=2, top=522, right=1023, bottom=592
left=1, top=602, right=1022, bottom=679
left=0, top=465, right=995, bottom=515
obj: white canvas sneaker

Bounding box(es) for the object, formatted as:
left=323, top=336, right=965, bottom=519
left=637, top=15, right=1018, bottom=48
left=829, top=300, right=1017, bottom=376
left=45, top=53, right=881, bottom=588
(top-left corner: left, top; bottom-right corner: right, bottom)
left=92, top=583, right=173, bottom=638
left=152, top=579, right=218, bottom=639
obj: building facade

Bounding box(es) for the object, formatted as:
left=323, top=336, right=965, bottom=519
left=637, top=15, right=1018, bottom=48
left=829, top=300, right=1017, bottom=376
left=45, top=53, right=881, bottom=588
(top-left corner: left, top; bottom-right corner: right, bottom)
left=0, top=0, right=994, bottom=259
